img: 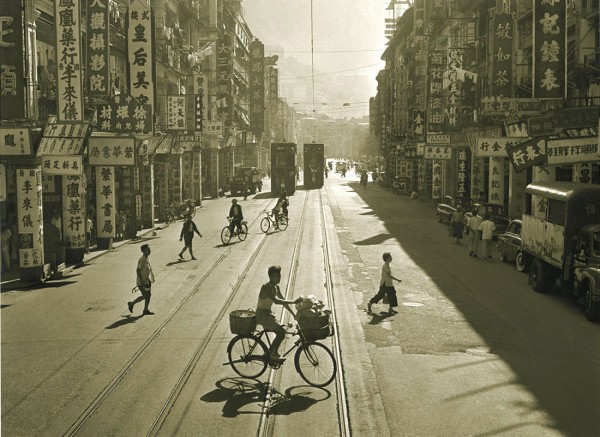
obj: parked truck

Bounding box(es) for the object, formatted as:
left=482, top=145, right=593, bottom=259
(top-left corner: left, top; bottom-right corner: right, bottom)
left=520, top=181, right=600, bottom=322
left=230, top=166, right=262, bottom=195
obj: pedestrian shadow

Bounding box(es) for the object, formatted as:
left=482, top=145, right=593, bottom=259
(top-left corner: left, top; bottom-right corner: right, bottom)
left=367, top=311, right=395, bottom=325
left=105, top=314, right=144, bottom=329
left=166, top=259, right=188, bottom=266
left=353, top=233, right=393, bottom=246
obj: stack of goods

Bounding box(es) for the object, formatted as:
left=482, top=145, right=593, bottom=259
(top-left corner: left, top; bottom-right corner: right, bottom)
left=295, top=295, right=333, bottom=340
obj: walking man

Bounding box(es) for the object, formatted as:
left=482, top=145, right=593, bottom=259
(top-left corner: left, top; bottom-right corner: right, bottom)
left=367, top=252, right=402, bottom=314
left=128, top=244, right=155, bottom=315
left=178, top=216, right=202, bottom=260
left=466, top=209, right=483, bottom=258
left=479, top=214, right=496, bottom=259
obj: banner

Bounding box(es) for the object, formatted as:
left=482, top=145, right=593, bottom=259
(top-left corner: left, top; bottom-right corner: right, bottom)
left=216, top=29, right=234, bottom=127
left=87, top=0, right=110, bottom=96
left=62, top=175, right=86, bottom=248
left=533, top=0, right=567, bottom=99
left=0, top=1, right=25, bottom=119
left=546, top=137, right=598, bottom=165
left=128, top=0, right=155, bottom=118
left=167, top=96, right=186, bottom=130
left=96, top=166, right=116, bottom=238
left=17, top=168, right=44, bottom=268
left=0, top=128, right=32, bottom=156
left=88, top=137, right=135, bottom=166
left=193, top=73, right=208, bottom=132
left=445, top=48, right=463, bottom=129
left=42, top=155, right=83, bottom=175
left=490, top=9, right=514, bottom=99
left=249, top=39, right=265, bottom=136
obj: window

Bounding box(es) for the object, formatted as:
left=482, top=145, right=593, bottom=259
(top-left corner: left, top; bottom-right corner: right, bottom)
left=547, top=199, right=566, bottom=225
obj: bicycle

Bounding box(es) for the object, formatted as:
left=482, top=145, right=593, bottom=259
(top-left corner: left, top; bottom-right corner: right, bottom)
left=260, top=210, right=288, bottom=233
left=225, top=311, right=337, bottom=387
left=162, top=204, right=178, bottom=223
left=220, top=217, right=248, bottom=245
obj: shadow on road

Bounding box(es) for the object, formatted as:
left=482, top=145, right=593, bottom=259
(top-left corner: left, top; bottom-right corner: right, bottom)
left=105, top=314, right=144, bottom=329
left=366, top=310, right=395, bottom=325
left=353, top=233, right=393, bottom=246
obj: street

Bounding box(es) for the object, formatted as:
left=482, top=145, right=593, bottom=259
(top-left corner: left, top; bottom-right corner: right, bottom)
left=2, top=169, right=599, bottom=437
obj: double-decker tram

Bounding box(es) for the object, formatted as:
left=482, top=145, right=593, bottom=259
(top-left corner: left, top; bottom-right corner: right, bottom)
left=303, top=143, right=324, bottom=189
left=271, top=143, right=297, bottom=195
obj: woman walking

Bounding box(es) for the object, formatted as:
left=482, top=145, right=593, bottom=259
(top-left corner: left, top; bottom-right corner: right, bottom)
left=367, top=252, right=402, bottom=314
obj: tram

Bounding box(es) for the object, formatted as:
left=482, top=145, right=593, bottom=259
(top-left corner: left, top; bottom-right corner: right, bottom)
left=303, top=143, right=324, bottom=189
left=271, top=143, right=297, bottom=195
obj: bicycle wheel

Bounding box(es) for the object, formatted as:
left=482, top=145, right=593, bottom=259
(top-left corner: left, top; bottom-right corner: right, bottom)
left=294, top=342, right=336, bottom=387
left=221, top=226, right=232, bottom=245
left=277, top=216, right=289, bottom=231
left=260, top=217, right=271, bottom=233
left=228, top=335, right=269, bottom=379
left=238, top=223, right=248, bottom=241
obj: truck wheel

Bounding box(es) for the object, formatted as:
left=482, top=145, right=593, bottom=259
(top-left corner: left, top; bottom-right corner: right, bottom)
left=584, top=282, right=600, bottom=322
left=515, top=251, right=529, bottom=273
left=529, top=258, right=551, bottom=293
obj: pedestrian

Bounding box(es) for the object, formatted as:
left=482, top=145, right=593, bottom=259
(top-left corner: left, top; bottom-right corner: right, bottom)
left=466, top=209, right=483, bottom=258
left=115, top=210, right=124, bottom=240
left=128, top=244, right=155, bottom=315
left=1, top=223, right=12, bottom=272
left=341, top=167, right=346, bottom=178
left=360, top=171, right=368, bottom=189
left=450, top=205, right=465, bottom=243
left=255, top=265, right=302, bottom=362
left=367, top=252, right=402, bottom=314
left=324, top=167, right=329, bottom=178
left=178, top=215, right=202, bottom=260
left=85, top=216, right=93, bottom=253
left=228, top=198, right=243, bottom=235
left=478, top=214, right=496, bottom=259
left=51, top=209, right=62, bottom=240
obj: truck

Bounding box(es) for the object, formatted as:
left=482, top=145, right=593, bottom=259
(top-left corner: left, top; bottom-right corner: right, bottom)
left=230, top=166, right=262, bottom=195
left=520, top=181, right=600, bottom=322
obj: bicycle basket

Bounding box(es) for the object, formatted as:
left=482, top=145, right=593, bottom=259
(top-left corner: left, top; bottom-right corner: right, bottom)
left=229, top=309, right=256, bottom=335
left=298, top=309, right=331, bottom=331
left=303, top=323, right=334, bottom=341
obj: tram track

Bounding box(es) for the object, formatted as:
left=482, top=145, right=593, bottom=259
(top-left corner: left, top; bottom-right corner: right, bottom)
left=63, top=202, right=277, bottom=437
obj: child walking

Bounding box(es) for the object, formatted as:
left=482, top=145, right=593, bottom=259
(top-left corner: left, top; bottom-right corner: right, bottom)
left=367, top=252, right=402, bottom=314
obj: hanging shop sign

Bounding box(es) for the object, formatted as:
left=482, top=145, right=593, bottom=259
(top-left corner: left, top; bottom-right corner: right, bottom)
left=426, top=134, right=450, bottom=145
left=488, top=157, right=505, bottom=205
left=506, top=137, right=546, bottom=172
left=17, top=168, right=43, bottom=268
left=55, top=0, right=84, bottom=123
left=38, top=117, right=89, bottom=156
left=97, top=94, right=152, bottom=133
left=86, top=0, right=110, bottom=96
left=490, top=8, right=514, bottom=99
left=0, top=128, right=32, bottom=156
left=432, top=159, right=443, bottom=199
left=96, top=166, right=116, bottom=238
left=193, top=95, right=203, bottom=132
left=0, top=0, right=25, bottom=119
left=424, top=146, right=452, bottom=160
left=41, top=155, right=83, bottom=176
left=476, top=137, right=523, bottom=157
left=546, top=137, right=598, bottom=165
left=403, top=145, right=419, bottom=160
left=457, top=148, right=470, bottom=198
left=88, top=137, right=135, bottom=166
left=63, top=175, right=86, bottom=249
left=193, top=73, right=208, bottom=132
left=533, top=0, right=567, bottom=99
left=249, top=39, right=265, bottom=137
left=127, top=0, right=155, bottom=117
left=216, top=29, right=234, bottom=128
left=167, top=96, right=186, bottom=130
left=205, top=121, right=224, bottom=136
left=480, top=97, right=542, bottom=116
left=445, top=48, right=464, bottom=129
left=427, top=50, right=445, bottom=132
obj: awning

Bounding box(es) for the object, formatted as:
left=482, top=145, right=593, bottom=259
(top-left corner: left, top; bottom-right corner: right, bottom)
left=37, top=116, right=90, bottom=156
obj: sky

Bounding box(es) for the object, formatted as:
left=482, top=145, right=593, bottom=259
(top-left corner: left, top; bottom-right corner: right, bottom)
left=243, top=0, right=389, bottom=119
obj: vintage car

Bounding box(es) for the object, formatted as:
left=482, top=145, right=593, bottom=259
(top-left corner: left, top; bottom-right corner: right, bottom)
left=335, top=161, right=347, bottom=172
left=470, top=202, right=510, bottom=237
left=435, top=196, right=473, bottom=224
left=496, top=219, right=528, bottom=272
left=392, top=176, right=412, bottom=195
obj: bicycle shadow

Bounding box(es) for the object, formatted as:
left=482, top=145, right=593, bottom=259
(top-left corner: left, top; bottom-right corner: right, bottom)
left=201, top=378, right=331, bottom=417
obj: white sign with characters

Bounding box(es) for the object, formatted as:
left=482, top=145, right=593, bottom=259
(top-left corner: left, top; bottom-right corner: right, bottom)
left=88, top=137, right=136, bottom=166
left=546, top=137, right=598, bottom=165
left=476, top=137, right=520, bottom=157
left=0, top=128, right=32, bottom=156
left=16, top=168, right=44, bottom=268
left=96, top=166, right=116, bottom=238
left=424, top=145, right=452, bottom=160
left=42, top=155, right=83, bottom=176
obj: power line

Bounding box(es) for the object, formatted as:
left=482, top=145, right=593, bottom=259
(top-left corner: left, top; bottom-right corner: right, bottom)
left=280, top=62, right=385, bottom=80
left=266, top=49, right=383, bottom=54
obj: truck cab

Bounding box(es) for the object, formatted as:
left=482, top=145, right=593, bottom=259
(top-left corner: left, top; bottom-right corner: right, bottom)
left=573, top=225, right=600, bottom=321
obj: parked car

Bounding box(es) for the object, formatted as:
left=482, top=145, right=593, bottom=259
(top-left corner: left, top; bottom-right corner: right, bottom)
left=436, top=196, right=474, bottom=224
left=335, top=161, right=347, bottom=172
left=470, top=202, right=510, bottom=237
left=392, top=176, right=412, bottom=195
left=496, top=219, right=528, bottom=272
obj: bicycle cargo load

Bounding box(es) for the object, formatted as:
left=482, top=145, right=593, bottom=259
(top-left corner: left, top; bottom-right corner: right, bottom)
left=229, top=309, right=257, bottom=335
left=299, top=309, right=333, bottom=340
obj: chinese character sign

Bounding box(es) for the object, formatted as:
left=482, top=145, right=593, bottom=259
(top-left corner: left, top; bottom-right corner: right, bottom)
left=0, top=128, right=32, bottom=156
left=205, top=121, right=224, bottom=136
left=97, top=94, right=152, bottom=133
left=88, top=137, right=135, bottom=166
left=445, top=48, right=463, bottom=129
left=457, top=148, right=470, bottom=197
left=87, top=0, right=110, bottom=97
left=167, top=96, right=186, bottom=130
left=428, top=50, right=445, bottom=132
left=96, top=166, right=116, bottom=238
left=216, top=30, right=234, bottom=127
left=63, top=175, right=85, bottom=248
left=477, top=137, right=520, bottom=157
left=127, top=0, right=155, bottom=115
left=42, top=155, right=83, bottom=176
left=249, top=39, right=265, bottom=137
left=506, top=137, right=546, bottom=172
left=533, top=0, right=566, bottom=99
left=55, top=0, right=84, bottom=123
left=490, top=11, right=514, bottom=99
left=17, top=168, right=44, bottom=268
left=546, top=137, right=598, bottom=165
left=488, top=157, right=505, bottom=204
left=432, top=159, right=443, bottom=199
left=424, top=146, right=452, bottom=160
left=0, top=1, right=25, bottom=119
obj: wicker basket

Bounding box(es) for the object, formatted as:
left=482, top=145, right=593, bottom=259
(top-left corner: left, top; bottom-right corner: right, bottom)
left=229, top=309, right=256, bottom=335
left=303, top=323, right=334, bottom=341
left=298, top=310, right=331, bottom=330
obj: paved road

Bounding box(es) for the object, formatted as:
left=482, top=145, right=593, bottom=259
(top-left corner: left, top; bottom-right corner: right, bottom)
left=1, top=170, right=599, bottom=437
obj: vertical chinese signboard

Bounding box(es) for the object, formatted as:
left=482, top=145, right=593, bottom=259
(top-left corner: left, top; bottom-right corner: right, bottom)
left=193, top=73, right=208, bottom=132
left=96, top=166, right=115, bottom=238
left=446, top=48, right=463, bottom=129
left=55, top=0, right=84, bottom=122
left=489, top=157, right=504, bottom=204
left=457, top=149, right=470, bottom=198
left=0, top=1, right=25, bottom=119
left=167, top=96, right=186, bottom=130
left=427, top=51, right=445, bottom=132
left=128, top=0, right=155, bottom=115
left=87, top=0, right=110, bottom=96
left=249, top=39, right=265, bottom=137
left=17, top=168, right=43, bottom=268
left=432, top=160, right=443, bottom=199
left=63, top=175, right=86, bottom=249
left=216, top=29, right=234, bottom=128
left=490, top=7, right=514, bottom=98
left=533, top=0, right=566, bottom=99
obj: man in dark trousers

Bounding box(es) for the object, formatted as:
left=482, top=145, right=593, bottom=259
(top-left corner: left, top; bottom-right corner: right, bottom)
left=178, top=216, right=202, bottom=260
left=228, top=198, right=243, bottom=235
left=128, top=244, right=155, bottom=315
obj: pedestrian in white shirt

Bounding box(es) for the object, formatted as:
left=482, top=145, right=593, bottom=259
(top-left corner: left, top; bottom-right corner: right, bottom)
left=367, top=252, right=402, bottom=314
left=478, top=215, right=496, bottom=259
left=467, top=210, right=483, bottom=258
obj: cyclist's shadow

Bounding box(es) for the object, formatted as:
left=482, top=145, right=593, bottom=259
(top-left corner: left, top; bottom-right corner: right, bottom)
left=201, top=378, right=331, bottom=417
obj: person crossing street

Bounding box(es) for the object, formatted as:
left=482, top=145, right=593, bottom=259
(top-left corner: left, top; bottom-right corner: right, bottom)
left=178, top=216, right=202, bottom=260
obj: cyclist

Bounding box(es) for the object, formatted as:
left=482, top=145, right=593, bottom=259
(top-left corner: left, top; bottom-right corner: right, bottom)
left=272, top=193, right=286, bottom=221
left=227, top=198, right=243, bottom=235
left=256, top=265, right=302, bottom=362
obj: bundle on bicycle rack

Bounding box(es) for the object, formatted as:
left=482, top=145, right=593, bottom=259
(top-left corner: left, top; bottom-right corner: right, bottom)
left=295, top=295, right=334, bottom=341
left=229, top=309, right=256, bottom=335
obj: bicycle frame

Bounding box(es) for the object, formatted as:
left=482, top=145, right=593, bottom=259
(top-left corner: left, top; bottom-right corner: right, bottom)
left=254, top=327, right=305, bottom=361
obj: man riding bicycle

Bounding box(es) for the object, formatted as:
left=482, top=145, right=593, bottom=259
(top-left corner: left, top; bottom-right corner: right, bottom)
left=272, top=192, right=288, bottom=221
left=256, top=265, right=302, bottom=362
left=228, top=199, right=243, bottom=235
